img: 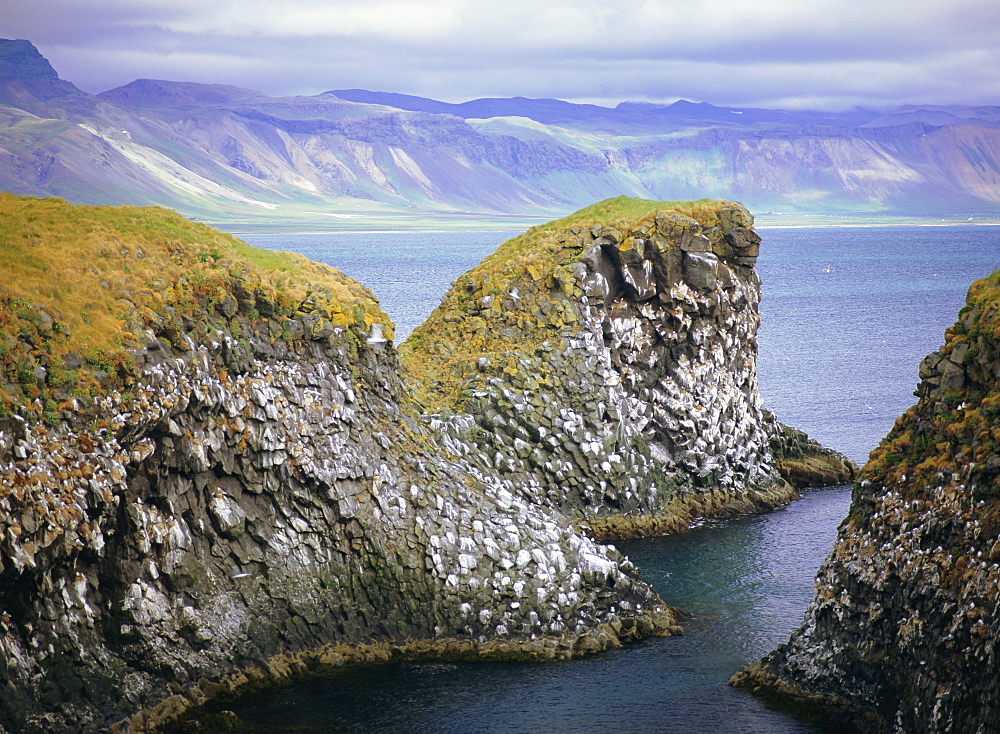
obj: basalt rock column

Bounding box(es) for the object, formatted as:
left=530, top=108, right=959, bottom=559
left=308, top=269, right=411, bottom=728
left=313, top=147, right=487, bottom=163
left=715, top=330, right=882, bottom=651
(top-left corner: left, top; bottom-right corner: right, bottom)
left=733, top=268, right=1000, bottom=733
left=0, top=195, right=677, bottom=734
left=402, top=197, right=840, bottom=539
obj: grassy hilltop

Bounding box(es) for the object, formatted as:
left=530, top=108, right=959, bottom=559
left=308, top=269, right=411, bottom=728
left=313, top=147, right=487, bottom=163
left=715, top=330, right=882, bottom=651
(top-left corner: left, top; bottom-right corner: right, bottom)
left=0, top=193, right=390, bottom=426
left=400, top=195, right=728, bottom=410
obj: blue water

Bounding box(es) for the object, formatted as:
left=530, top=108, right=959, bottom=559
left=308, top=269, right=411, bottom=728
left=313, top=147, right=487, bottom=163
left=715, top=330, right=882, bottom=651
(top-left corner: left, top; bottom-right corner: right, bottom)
left=755, top=226, right=1000, bottom=465
left=228, top=225, right=1000, bottom=732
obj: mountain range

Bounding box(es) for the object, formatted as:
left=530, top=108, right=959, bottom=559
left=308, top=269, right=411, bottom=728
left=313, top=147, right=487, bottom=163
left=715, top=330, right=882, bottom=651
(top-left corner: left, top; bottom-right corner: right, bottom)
left=2, top=38, right=1000, bottom=228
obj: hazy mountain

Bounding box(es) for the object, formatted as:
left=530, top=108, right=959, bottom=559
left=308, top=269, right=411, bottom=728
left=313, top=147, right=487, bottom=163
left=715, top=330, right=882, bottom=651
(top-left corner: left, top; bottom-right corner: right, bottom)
left=327, top=89, right=877, bottom=130
left=2, top=38, right=999, bottom=226
left=863, top=104, right=1000, bottom=130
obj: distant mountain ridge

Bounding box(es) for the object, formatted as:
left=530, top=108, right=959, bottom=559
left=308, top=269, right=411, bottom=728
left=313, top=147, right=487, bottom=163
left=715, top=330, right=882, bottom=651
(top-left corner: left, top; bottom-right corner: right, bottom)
left=326, top=89, right=879, bottom=129
left=1, top=38, right=999, bottom=225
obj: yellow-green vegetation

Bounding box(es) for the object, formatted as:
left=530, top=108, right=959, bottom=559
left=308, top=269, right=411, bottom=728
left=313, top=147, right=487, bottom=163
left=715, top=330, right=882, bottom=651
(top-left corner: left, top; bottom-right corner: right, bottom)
left=477, top=196, right=726, bottom=264
left=400, top=195, right=727, bottom=410
left=0, top=193, right=390, bottom=424
left=863, top=267, right=1000, bottom=503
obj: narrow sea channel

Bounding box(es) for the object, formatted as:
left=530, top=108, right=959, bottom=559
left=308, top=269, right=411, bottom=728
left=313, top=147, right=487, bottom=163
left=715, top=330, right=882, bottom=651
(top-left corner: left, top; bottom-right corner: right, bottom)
left=222, top=225, right=1000, bottom=732
left=221, top=488, right=850, bottom=733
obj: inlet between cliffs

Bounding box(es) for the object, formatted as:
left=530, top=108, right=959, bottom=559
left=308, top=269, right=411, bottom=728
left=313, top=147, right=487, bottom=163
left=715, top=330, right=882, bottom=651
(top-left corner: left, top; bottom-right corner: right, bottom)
left=0, top=193, right=849, bottom=733
left=734, top=264, right=1000, bottom=733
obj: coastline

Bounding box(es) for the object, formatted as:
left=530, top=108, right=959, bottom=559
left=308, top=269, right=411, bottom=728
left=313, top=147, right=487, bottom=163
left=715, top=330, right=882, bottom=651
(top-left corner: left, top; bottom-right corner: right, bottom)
left=216, top=216, right=1000, bottom=236
left=121, top=609, right=683, bottom=733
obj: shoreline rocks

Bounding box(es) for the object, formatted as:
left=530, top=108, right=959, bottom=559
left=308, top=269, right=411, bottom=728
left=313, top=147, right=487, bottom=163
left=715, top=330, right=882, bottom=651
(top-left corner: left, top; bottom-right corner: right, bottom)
left=128, top=612, right=682, bottom=733
left=0, top=194, right=851, bottom=732
left=732, top=268, right=1000, bottom=733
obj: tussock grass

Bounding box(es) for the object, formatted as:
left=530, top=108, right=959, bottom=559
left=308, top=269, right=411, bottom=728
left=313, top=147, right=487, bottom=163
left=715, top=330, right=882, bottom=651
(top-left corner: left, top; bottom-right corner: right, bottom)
left=400, top=195, right=729, bottom=410
left=480, top=195, right=725, bottom=269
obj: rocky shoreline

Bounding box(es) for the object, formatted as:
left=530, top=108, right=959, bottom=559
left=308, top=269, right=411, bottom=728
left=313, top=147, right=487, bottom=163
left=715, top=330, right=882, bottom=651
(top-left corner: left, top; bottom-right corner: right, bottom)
left=732, top=267, right=1000, bottom=732
left=126, top=610, right=682, bottom=733
left=0, top=194, right=852, bottom=732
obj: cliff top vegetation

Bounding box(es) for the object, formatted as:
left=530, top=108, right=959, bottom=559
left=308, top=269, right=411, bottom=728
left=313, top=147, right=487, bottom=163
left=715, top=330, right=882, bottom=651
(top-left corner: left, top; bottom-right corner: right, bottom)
left=399, top=195, right=733, bottom=411
left=863, top=266, right=1000, bottom=501
left=0, top=193, right=389, bottom=425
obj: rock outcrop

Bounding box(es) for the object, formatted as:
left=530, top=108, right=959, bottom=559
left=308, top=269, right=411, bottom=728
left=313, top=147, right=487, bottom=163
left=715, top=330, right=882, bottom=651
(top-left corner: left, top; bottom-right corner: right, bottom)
left=401, top=196, right=854, bottom=540
left=733, top=268, right=1000, bottom=732
left=0, top=195, right=678, bottom=733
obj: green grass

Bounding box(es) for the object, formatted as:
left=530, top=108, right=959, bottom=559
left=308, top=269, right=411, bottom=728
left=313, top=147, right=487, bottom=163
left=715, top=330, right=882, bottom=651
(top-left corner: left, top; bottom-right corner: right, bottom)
left=399, top=195, right=731, bottom=410
left=0, top=193, right=391, bottom=422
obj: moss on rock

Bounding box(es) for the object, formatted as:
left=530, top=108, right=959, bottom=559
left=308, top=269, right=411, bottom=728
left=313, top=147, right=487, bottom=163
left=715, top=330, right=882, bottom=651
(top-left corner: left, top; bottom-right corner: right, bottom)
left=734, top=267, right=1000, bottom=733
left=401, top=195, right=822, bottom=534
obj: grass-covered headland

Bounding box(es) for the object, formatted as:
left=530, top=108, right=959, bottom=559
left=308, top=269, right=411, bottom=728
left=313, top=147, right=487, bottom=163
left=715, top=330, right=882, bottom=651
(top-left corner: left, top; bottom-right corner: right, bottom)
left=0, top=193, right=390, bottom=427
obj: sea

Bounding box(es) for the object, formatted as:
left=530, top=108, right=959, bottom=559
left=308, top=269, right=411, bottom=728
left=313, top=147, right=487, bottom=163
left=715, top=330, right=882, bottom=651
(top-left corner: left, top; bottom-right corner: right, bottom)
left=217, top=225, right=1000, bottom=732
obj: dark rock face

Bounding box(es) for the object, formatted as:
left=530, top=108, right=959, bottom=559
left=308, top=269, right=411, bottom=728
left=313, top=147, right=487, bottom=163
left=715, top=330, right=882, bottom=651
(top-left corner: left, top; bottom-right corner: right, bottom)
left=0, top=39, right=93, bottom=114
left=0, top=195, right=853, bottom=732
left=0, top=313, right=675, bottom=733
left=0, top=197, right=691, bottom=733
left=403, top=200, right=855, bottom=540
left=733, top=269, right=1000, bottom=733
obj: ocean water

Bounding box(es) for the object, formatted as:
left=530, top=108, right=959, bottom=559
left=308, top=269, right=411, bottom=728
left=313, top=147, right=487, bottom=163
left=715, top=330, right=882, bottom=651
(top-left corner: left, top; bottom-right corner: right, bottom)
left=225, top=226, right=1000, bottom=732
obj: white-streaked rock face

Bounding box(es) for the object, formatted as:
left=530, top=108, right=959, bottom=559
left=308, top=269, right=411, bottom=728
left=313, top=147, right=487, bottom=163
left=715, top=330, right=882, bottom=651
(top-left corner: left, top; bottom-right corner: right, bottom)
left=0, top=292, right=676, bottom=733
left=411, top=203, right=823, bottom=539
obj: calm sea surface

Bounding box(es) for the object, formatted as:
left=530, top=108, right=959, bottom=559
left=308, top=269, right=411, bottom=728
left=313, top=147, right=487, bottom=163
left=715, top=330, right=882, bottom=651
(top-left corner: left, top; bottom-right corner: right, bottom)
left=225, top=226, right=1000, bottom=732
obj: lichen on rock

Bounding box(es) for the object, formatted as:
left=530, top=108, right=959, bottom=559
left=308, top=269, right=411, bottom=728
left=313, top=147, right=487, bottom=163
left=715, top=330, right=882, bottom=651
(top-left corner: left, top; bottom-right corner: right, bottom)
left=0, top=193, right=856, bottom=733
left=732, top=268, right=1000, bottom=733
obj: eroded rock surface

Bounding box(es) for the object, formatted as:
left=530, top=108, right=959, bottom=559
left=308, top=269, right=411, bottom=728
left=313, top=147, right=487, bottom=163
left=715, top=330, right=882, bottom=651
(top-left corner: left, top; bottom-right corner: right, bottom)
left=0, top=196, right=676, bottom=733
left=0, top=194, right=855, bottom=732
left=403, top=197, right=854, bottom=539
left=733, top=268, right=1000, bottom=733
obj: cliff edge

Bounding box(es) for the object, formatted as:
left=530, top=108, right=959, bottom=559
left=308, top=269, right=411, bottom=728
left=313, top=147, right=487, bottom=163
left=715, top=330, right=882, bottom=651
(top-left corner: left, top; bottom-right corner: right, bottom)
left=733, top=267, right=1000, bottom=732
left=401, top=196, right=854, bottom=539
left=0, top=194, right=677, bottom=733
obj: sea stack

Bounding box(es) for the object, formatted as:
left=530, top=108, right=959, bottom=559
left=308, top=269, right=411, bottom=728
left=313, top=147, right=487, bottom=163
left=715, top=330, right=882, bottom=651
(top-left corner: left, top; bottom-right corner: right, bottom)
left=401, top=196, right=854, bottom=539
left=0, top=194, right=678, bottom=733
left=0, top=193, right=851, bottom=732
left=733, top=267, right=1000, bottom=732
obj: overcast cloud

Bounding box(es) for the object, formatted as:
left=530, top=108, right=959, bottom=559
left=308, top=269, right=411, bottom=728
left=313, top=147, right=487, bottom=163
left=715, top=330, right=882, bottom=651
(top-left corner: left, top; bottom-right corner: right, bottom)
left=5, top=0, right=999, bottom=110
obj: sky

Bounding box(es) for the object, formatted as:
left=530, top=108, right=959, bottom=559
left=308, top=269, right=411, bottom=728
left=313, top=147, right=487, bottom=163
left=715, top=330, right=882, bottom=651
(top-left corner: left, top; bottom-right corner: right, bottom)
left=4, top=0, right=1000, bottom=111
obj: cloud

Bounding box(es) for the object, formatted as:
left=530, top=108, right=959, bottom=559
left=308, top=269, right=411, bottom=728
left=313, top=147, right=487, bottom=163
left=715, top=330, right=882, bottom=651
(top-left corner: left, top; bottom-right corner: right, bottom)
left=5, top=0, right=999, bottom=110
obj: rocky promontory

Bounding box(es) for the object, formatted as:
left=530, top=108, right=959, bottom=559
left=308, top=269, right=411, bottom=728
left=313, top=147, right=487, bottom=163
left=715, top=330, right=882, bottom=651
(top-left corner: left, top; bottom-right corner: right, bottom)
left=733, top=267, right=1000, bottom=732
left=401, top=196, right=854, bottom=539
left=0, top=194, right=681, bottom=733
left=0, top=193, right=851, bottom=732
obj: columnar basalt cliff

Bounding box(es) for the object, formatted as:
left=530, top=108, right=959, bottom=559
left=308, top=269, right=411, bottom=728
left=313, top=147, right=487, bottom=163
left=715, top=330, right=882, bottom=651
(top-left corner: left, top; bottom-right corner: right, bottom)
left=401, top=197, right=854, bottom=540
left=0, top=195, right=679, bottom=733
left=733, top=268, right=1000, bottom=733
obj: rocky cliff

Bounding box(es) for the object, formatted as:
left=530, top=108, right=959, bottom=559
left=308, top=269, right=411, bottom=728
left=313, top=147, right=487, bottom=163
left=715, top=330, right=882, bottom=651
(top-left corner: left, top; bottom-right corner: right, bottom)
left=401, top=196, right=854, bottom=539
left=0, top=194, right=680, bottom=733
left=733, top=267, right=1000, bottom=732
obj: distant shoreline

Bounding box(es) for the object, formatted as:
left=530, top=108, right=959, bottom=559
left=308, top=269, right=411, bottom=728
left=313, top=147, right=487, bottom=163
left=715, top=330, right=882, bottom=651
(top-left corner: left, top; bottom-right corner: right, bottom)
left=219, top=218, right=1000, bottom=236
